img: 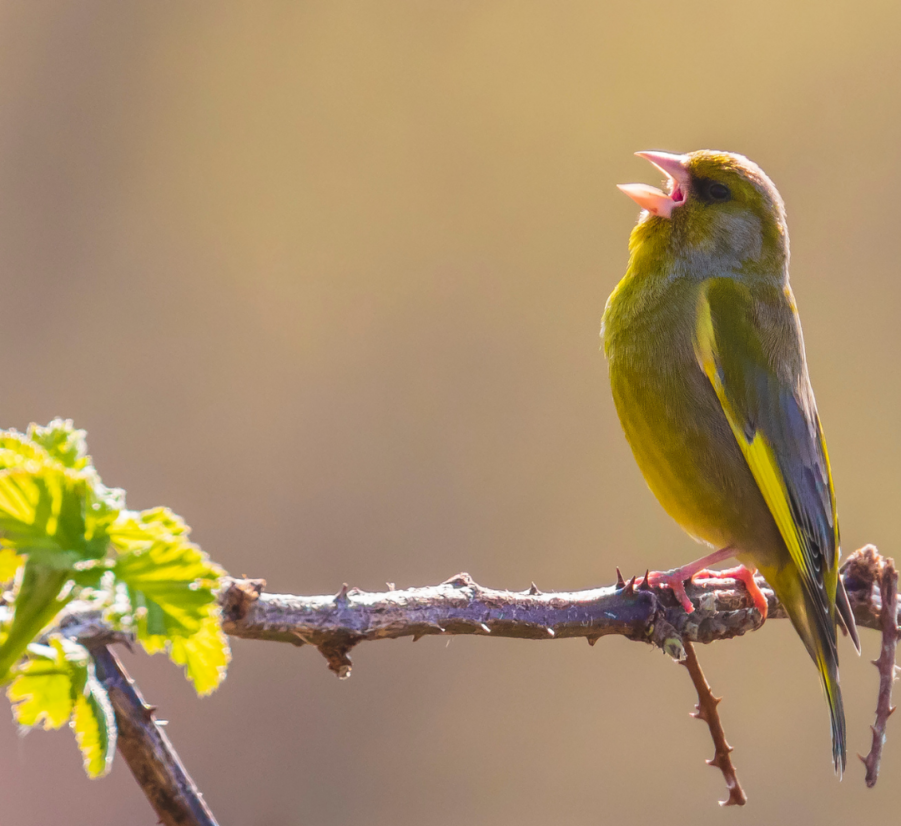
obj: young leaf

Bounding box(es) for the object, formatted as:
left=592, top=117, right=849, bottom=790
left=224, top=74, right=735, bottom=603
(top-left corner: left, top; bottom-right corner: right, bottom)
left=0, top=426, right=123, bottom=678
left=7, top=639, right=79, bottom=729
left=111, top=508, right=229, bottom=692
left=0, top=468, right=90, bottom=555
left=167, top=616, right=231, bottom=696
left=71, top=675, right=116, bottom=778
left=7, top=638, right=117, bottom=778
left=27, top=419, right=89, bottom=471
left=0, top=431, right=50, bottom=470
left=0, top=548, right=24, bottom=582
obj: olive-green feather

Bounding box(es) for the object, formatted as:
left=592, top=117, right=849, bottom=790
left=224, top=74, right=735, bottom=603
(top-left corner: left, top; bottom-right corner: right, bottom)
left=693, top=277, right=850, bottom=772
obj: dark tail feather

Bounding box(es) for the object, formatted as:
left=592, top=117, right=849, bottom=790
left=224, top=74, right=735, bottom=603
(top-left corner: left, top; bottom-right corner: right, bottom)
left=835, top=577, right=861, bottom=654
left=819, top=658, right=846, bottom=775
left=790, top=588, right=847, bottom=773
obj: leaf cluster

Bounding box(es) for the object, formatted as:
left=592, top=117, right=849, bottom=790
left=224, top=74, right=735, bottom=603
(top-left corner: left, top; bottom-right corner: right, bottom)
left=0, top=420, right=230, bottom=777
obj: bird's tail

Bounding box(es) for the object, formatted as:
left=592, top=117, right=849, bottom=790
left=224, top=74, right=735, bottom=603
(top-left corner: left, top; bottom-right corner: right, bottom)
left=813, top=633, right=846, bottom=776
left=769, top=568, right=846, bottom=774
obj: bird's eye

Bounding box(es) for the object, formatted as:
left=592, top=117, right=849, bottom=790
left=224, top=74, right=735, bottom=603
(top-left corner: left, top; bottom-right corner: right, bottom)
left=707, top=182, right=731, bottom=202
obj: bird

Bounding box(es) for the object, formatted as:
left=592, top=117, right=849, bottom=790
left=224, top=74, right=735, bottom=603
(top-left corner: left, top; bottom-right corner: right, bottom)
left=602, top=149, right=860, bottom=773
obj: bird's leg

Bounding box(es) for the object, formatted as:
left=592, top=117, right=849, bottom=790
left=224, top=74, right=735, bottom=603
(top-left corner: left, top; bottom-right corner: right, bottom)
left=691, top=565, right=768, bottom=619
left=639, top=547, right=736, bottom=613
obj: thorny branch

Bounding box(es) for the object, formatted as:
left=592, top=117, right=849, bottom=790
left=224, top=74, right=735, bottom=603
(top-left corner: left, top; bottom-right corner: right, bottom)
left=214, top=545, right=897, bottom=808
left=63, top=546, right=897, bottom=821
left=218, top=548, right=897, bottom=672
left=857, top=551, right=899, bottom=787
left=681, top=640, right=747, bottom=806
left=90, top=646, right=219, bottom=826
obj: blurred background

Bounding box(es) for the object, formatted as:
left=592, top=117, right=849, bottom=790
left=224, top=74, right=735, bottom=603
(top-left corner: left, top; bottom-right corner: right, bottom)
left=0, top=1, right=898, bottom=823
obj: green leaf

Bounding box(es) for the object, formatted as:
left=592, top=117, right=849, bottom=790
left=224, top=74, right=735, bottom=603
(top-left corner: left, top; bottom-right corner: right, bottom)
left=112, top=517, right=221, bottom=638
left=0, top=465, right=115, bottom=562
left=0, top=425, right=120, bottom=562
left=0, top=431, right=49, bottom=471
left=0, top=468, right=88, bottom=555
left=0, top=425, right=123, bottom=678
left=72, top=675, right=116, bottom=777
left=27, top=419, right=89, bottom=471
left=111, top=508, right=229, bottom=693
left=168, top=616, right=231, bottom=695
left=0, top=548, right=24, bottom=581
left=7, top=639, right=79, bottom=729
left=7, top=638, right=117, bottom=778
left=108, top=507, right=189, bottom=551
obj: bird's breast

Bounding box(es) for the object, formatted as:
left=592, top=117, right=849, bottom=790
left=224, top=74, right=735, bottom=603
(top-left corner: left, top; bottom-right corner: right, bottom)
left=604, top=276, right=778, bottom=556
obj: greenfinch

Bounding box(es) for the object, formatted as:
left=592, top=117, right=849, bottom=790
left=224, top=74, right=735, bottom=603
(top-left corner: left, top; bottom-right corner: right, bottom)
left=603, top=150, right=860, bottom=772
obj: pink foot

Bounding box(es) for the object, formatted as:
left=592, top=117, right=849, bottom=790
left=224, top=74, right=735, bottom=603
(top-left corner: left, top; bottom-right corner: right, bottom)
left=641, top=569, right=696, bottom=613
left=705, top=565, right=768, bottom=619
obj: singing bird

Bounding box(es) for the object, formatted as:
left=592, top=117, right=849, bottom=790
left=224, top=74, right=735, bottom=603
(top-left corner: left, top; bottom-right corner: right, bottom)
left=603, top=150, right=860, bottom=772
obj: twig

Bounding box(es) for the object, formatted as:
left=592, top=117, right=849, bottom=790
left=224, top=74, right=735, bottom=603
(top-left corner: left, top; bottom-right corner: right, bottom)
left=90, top=646, right=219, bottom=826
left=217, top=547, right=892, bottom=676
left=861, top=556, right=899, bottom=787
left=214, top=549, right=893, bottom=808
left=53, top=546, right=892, bottom=816
left=681, top=640, right=747, bottom=806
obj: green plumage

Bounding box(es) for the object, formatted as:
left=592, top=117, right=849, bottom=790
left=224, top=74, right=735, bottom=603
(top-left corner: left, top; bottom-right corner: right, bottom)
left=604, top=150, right=859, bottom=773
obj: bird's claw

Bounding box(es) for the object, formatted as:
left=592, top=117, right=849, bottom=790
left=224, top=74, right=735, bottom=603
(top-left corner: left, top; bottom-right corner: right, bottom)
left=640, top=569, right=695, bottom=613
left=685, top=565, right=769, bottom=619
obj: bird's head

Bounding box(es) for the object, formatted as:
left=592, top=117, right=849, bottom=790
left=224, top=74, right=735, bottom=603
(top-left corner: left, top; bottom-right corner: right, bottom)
left=619, top=150, right=789, bottom=276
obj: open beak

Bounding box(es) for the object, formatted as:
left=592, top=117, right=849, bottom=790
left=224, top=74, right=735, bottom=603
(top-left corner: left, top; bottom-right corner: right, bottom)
left=618, top=151, right=690, bottom=219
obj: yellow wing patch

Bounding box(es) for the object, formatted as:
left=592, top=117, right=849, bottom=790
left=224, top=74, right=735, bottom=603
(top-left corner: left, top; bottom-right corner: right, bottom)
left=693, top=287, right=810, bottom=580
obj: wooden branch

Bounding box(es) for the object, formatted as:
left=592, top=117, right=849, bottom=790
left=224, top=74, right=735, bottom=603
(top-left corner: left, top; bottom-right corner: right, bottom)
left=215, top=546, right=892, bottom=808
left=60, top=545, right=893, bottom=816
left=681, top=640, right=747, bottom=806
left=218, top=547, right=891, bottom=677
left=860, top=554, right=899, bottom=787
left=90, top=646, right=219, bottom=826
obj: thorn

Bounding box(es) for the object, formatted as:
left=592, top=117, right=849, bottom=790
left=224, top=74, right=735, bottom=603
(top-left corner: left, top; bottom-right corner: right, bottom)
left=713, top=696, right=723, bottom=706
left=587, top=636, right=600, bottom=647
left=889, top=706, right=897, bottom=717
left=443, top=573, right=473, bottom=588
left=638, top=569, right=652, bottom=591
left=479, top=623, right=491, bottom=634
left=412, top=632, right=424, bottom=642
left=872, top=659, right=880, bottom=667
left=546, top=627, right=555, bottom=637
left=335, top=583, right=350, bottom=604
left=528, top=582, right=541, bottom=595
left=858, top=753, right=868, bottom=765
left=615, top=567, right=626, bottom=588
left=623, top=575, right=637, bottom=596
left=386, top=582, right=395, bottom=591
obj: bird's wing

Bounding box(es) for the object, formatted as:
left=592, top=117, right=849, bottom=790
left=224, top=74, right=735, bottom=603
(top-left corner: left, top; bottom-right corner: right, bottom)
left=693, top=278, right=851, bottom=642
